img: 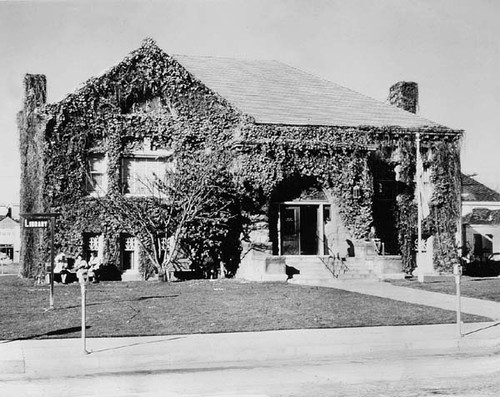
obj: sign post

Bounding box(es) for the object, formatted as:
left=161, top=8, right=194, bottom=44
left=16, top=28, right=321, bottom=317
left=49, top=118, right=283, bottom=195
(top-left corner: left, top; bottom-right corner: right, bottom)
left=80, top=278, right=89, bottom=355
left=21, top=213, right=60, bottom=309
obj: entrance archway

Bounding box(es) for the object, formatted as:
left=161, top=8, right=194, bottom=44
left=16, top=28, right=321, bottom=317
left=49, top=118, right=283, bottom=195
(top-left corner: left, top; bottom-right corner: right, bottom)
left=269, top=177, right=330, bottom=256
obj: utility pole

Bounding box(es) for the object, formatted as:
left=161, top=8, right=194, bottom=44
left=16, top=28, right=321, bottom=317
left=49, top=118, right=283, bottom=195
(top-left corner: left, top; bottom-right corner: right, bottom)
left=416, top=132, right=422, bottom=258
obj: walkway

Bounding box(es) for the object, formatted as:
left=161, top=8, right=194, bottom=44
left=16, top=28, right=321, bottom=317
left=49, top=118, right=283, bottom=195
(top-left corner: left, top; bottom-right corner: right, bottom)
left=299, top=279, right=500, bottom=320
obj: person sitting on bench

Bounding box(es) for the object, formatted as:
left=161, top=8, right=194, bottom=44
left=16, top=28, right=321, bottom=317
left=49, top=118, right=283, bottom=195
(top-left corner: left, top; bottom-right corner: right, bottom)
left=88, top=252, right=101, bottom=283
left=75, top=254, right=90, bottom=284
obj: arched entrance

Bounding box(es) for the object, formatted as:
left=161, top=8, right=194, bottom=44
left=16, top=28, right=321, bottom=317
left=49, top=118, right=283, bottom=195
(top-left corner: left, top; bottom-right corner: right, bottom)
left=270, top=177, right=331, bottom=256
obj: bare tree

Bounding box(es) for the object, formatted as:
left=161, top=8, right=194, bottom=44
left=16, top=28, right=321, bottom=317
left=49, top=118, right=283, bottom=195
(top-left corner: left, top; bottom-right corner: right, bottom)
left=102, top=148, right=238, bottom=281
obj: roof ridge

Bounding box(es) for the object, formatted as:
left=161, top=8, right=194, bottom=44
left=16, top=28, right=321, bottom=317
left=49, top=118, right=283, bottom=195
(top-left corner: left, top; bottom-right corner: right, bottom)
left=173, top=53, right=279, bottom=63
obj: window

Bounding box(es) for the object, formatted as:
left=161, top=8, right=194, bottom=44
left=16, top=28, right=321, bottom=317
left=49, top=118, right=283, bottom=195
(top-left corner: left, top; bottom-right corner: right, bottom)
left=83, top=233, right=103, bottom=261
left=0, top=244, right=14, bottom=261
left=122, top=157, right=169, bottom=195
left=86, top=155, right=107, bottom=195
left=121, top=234, right=137, bottom=271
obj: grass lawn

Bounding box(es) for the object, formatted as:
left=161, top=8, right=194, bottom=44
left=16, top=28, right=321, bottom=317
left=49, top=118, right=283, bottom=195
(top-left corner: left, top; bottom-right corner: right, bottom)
left=387, top=276, right=500, bottom=302
left=0, top=262, right=19, bottom=275
left=0, top=275, right=490, bottom=341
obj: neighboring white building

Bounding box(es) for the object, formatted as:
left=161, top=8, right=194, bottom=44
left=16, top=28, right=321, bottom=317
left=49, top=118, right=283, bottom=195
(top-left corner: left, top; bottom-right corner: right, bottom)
left=462, top=174, right=500, bottom=260
left=0, top=214, right=20, bottom=263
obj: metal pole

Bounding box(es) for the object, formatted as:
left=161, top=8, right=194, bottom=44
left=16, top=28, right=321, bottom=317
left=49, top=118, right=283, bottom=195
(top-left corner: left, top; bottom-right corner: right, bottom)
left=454, top=264, right=462, bottom=338
left=456, top=150, right=463, bottom=339
left=49, top=217, right=55, bottom=309
left=416, top=132, right=422, bottom=256
left=457, top=278, right=461, bottom=338
left=81, top=281, right=89, bottom=354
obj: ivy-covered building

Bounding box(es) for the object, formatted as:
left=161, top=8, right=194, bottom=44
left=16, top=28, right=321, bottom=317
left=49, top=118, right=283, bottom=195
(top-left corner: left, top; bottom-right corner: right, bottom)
left=19, top=38, right=462, bottom=281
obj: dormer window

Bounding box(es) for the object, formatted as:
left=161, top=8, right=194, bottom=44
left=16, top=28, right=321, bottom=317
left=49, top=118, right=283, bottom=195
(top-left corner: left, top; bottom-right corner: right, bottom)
left=86, top=154, right=107, bottom=195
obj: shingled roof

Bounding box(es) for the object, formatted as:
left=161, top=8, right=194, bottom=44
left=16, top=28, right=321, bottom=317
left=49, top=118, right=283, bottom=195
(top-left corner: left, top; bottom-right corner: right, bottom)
left=463, top=208, right=500, bottom=225
left=462, top=174, right=500, bottom=202
left=173, top=55, right=444, bottom=129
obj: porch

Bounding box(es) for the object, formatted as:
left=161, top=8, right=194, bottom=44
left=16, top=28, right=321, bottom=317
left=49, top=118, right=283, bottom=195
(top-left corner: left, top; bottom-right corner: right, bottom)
left=237, top=240, right=405, bottom=283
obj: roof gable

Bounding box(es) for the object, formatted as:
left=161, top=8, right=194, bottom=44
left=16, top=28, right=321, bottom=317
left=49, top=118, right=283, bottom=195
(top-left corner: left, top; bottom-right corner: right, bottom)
left=461, top=174, right=500, bottom=202
left=173, top=55, right=445, bottom=129
left=0, top=216, right=19, bottom=229
left=49, top=39, right=236, bottom=121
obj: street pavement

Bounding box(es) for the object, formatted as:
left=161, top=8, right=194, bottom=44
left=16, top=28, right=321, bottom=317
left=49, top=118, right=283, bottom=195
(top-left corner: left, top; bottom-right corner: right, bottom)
left=2, top=279, right=500, bottom=381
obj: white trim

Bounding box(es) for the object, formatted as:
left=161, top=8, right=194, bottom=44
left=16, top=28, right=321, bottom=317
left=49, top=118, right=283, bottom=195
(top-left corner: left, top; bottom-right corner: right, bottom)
left=126, top=149, right=174, bottom=159
left=281, top=200, right=329, bottom=205
left=463, top=201, right=500, bottom=207
left=318, top=203, right=324, bottom=255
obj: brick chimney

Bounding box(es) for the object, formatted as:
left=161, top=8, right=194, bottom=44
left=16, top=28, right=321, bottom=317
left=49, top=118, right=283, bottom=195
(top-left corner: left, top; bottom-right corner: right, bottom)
left=389, top=81, right=418, bottom=114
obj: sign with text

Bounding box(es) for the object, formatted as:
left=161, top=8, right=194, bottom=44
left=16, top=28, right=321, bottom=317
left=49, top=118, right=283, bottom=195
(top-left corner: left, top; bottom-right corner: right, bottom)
left=21, top=212, right=60, bottom=310
left=24, top=218, right=50, bottom=229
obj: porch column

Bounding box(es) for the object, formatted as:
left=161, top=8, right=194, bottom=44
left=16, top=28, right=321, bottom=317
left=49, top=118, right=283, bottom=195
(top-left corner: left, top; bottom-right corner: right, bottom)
left=318, top=204, right=325, bottom=256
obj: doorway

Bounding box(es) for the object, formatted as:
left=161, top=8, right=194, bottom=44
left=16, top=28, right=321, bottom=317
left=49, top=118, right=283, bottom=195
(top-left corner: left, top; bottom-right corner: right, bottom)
left=121, top=234, right=137, bottom=271
left=280, top=204, right=328, bottom=255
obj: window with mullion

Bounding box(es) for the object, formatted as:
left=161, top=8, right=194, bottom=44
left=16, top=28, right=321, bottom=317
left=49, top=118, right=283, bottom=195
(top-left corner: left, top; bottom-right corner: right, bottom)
left=86, top=154, right=106, bottom=195
left=122, top=157, right=167, bottom=195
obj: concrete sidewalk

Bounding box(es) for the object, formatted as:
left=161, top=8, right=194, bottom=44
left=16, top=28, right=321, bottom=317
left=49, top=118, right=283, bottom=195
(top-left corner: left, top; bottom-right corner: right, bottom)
left=1, top=321, right=500, bottom=380
left=302, top=279, right=500, bottom=320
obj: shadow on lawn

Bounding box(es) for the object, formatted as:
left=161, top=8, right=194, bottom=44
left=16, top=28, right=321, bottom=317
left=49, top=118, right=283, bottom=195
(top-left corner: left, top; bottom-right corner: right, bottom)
left=60, top=294, right=180, bottom=310
left=0, top=326, right=91, bottom=344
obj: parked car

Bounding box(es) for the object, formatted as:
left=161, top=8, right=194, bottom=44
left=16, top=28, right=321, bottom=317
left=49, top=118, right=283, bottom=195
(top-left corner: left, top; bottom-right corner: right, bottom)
left=462, top=253, right=500, bottom=277
left=485, top=253, right=500, bottom=277
left=487, top=253, right=500, bottom=262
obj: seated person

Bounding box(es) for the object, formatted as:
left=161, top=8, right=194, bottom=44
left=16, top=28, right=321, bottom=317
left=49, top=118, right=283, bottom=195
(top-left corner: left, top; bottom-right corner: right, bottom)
left=88, top=252, right=101, bottom=283
left=54, top=252, right=70, bottom=284
left=74, top=254, right=90, bottom=284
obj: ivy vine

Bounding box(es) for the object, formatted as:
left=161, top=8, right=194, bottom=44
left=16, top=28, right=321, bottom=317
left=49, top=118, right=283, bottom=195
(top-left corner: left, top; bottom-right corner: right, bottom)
left=19, top=38, right=463, bottom=278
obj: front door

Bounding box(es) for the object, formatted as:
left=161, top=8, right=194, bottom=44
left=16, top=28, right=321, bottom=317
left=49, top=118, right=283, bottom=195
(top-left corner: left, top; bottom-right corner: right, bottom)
left=280, top=205, right=319, bottom=255
left=281, top=206, right=300, bottom=255
left=300, top=205, right=318, bottom=255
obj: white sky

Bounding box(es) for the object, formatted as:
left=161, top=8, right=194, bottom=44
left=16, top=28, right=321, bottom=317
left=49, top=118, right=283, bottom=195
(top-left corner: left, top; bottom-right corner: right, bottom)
left=1, top=0, right=499, bottom=205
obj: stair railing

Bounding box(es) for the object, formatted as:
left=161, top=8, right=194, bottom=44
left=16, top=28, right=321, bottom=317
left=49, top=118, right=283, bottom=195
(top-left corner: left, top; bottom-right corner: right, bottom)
left=372, top=238, right=385, bottom=256
left=317, top=234, right=350, bottom=278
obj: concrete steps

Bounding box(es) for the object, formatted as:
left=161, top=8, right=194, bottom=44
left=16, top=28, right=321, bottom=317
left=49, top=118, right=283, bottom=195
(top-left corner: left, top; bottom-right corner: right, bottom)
left=287, top=257, right=333, bottom=283
left=286, top=255, right=404, bottom=283
left=287, top=256, right=378, bottom=283
left=338, top=259, right=376, bottom=280
left=121, top=270, right=142, bottom=281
